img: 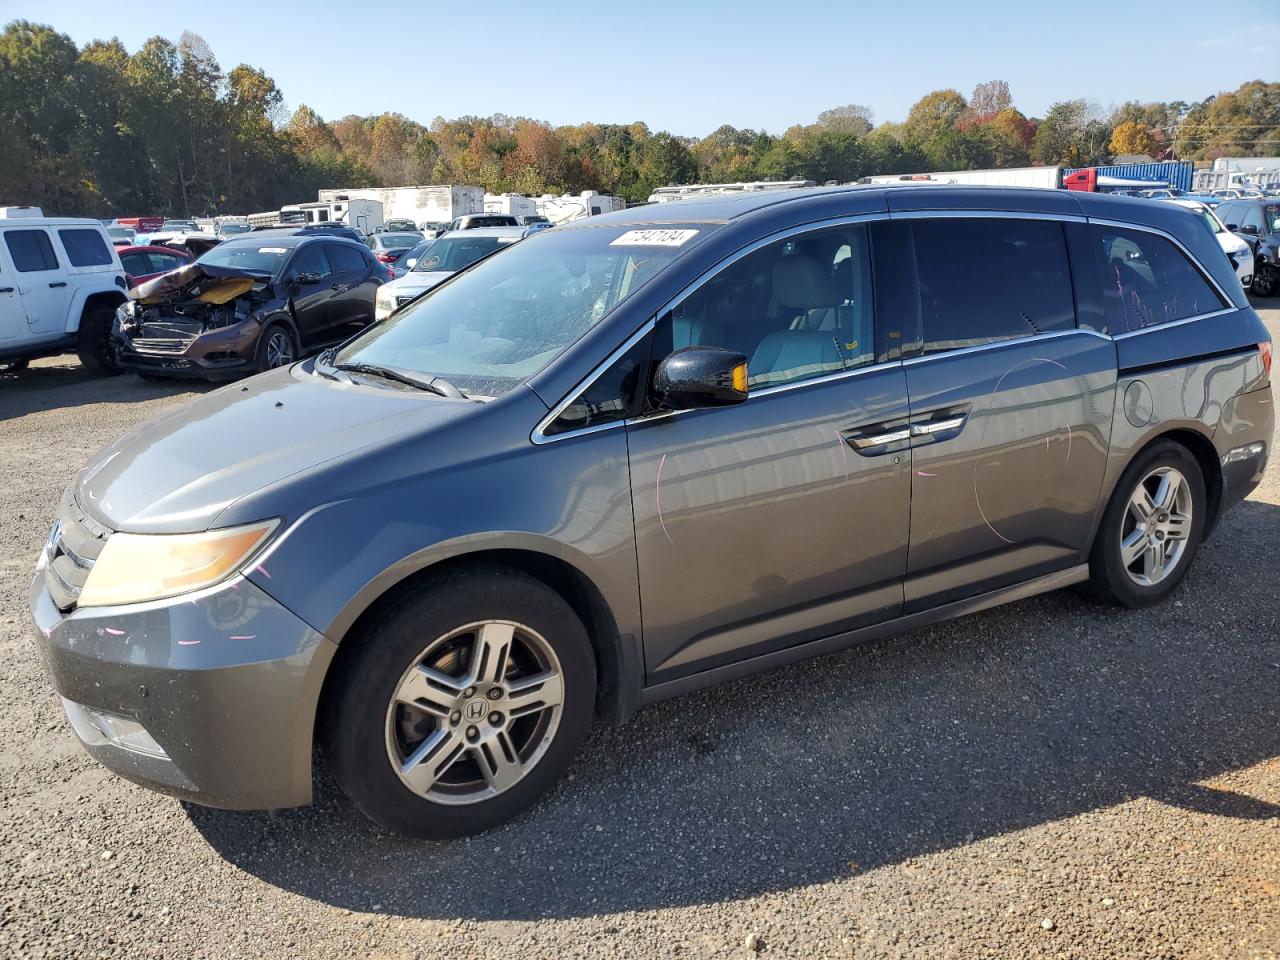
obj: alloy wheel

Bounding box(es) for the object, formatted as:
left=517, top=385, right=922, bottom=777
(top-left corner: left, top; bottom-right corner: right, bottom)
left=265, top=331, right=295, bottom=368
left=385, top=620, right=564, bottom=806
left=1120, top=465, right=1193, bottom=587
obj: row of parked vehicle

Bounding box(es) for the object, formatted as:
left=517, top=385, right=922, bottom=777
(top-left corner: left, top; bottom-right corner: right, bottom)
left=4, top=186, right=1278, bottom=382
left=0, top=205, right=550, bottom=379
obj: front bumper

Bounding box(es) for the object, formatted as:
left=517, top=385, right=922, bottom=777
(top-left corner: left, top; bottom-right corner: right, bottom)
left=30, top=573, right=336, bottom=809
left=113, top=314, right=260, bottom=381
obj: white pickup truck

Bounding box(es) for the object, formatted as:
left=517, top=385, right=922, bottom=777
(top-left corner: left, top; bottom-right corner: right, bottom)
left=0, top=207, right=129, bottom=374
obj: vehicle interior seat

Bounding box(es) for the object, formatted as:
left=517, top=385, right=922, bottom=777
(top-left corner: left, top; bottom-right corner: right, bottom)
left=749, top=254, right=848, bottom=386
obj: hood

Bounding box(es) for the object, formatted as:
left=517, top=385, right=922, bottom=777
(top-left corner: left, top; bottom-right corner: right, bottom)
left=129, top=262, right=270, bottom=304
left=77, top=365, right=474, bottom=533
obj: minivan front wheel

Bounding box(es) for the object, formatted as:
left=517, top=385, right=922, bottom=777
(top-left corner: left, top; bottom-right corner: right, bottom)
left=1087, top=441, right=1206, bottom=607
left=326, top=567, right=595, bottom=839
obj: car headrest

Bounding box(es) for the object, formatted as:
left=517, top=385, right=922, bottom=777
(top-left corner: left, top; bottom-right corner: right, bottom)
left=772, top=255, right=842, bottom=309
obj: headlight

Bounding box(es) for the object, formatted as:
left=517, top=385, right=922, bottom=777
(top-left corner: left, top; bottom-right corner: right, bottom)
left=78, top=519, right=279, bottom=607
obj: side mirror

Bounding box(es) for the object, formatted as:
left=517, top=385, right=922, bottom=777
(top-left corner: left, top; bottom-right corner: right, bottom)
left=1225, top=223, right=1239, bottom=231
left=653, top=346, right=749, bottom=411
left=1238, top=224, right=1259, bottom=235
left=292, top=271, right=322, bottom=285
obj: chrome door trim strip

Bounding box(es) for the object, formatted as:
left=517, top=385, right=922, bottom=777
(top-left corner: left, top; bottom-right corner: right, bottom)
left=1111, top=306, right=1239, bottom=340
left=900, top=327, right=1111, bottom=366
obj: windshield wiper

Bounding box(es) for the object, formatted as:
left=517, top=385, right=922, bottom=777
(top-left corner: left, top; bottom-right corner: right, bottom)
left=334, top=361, right=467, bottom=399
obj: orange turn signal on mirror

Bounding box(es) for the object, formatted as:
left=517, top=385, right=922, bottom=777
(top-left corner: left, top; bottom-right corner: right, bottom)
left=732, top=362, right=748, bottom=394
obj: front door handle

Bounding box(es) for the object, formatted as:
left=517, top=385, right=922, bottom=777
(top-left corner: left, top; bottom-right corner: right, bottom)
left=48, top=281, right=67, bottom=288
left=330, top=282, right=348, bottom=292
left=910, top=416, right=966, bottom=436
left=0, top=286, right=13, bottom=294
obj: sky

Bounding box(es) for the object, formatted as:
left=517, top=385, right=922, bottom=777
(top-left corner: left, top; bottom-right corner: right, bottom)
left=3, top=0, right=1278, bottom=136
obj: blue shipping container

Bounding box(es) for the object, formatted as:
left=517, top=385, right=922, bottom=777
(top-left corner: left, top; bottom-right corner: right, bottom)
left=1064, top=160, right=1193, bottom=192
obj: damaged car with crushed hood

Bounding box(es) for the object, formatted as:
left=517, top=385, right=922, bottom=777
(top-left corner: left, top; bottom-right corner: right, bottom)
left=112, top=232, right=386, bottom=380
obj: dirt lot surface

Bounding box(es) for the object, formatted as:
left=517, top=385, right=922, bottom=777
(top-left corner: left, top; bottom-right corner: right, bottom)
left=1, top=304, right=1277, bottom=960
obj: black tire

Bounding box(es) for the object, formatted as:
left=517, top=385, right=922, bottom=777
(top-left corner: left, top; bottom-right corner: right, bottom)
left=324, top=565, right=596, bottom=840
left=254, top=322, right=298, bottom=374
left=1251, top=261, right=1278, bottom=297
left=1085, top=440, right=1207, bottom=608
left=76, top=304, right=122, bottom=376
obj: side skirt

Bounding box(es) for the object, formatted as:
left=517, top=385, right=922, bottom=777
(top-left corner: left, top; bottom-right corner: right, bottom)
left=637, top=564, right=1089, bottom=707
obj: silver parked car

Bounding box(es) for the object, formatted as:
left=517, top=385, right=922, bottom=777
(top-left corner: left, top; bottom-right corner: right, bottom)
left=32, top=187, right=1274, bottom=839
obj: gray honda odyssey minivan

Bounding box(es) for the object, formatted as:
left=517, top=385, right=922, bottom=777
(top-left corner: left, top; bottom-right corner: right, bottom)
left=32, top=186, right=1273, bottom=839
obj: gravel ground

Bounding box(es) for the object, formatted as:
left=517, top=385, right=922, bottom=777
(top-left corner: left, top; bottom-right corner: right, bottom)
left=1, top=305, right=1277, bottom=960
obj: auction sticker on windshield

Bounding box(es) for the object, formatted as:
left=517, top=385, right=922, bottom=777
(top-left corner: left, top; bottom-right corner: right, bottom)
left=259, top=247, right=288, bottom=254
left=610, top=229, right=699, bottom=247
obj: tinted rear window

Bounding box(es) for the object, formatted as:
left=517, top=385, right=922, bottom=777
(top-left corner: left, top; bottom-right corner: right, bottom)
left=327, top=243, right=368, bottom=273
left=58, top=228, right=113, bottom=267
left=1089, top=225, right=1226, bottom=331
left=4, top=229, right=59, bottom=272
left=912, top=218, right=1075, bottom=354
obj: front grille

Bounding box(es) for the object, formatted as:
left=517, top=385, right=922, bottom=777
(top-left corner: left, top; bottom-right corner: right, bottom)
left=129, top=337, right=192, bottom=355
left=44, top=497, right=112, bottom=611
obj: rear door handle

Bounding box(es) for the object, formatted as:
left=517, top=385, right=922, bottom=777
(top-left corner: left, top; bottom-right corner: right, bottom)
left=0, top=287, right=13, bottom=294
left=48, top=281, right=67, bottom=288
left=849, top=428, right=911, bottom=448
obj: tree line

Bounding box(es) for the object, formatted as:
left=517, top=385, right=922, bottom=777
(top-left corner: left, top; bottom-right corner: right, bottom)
left=2, top=21, right=1278, bottom=219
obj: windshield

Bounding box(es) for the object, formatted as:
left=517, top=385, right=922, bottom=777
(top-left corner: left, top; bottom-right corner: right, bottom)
left=413, top=235, right=518, bottom=272
left=107, top=227, right=134, bottom=239
left=334, top=223, right=711, bottom=397
left=1267, top=205, right=1280, bottom=232
left=196, top=241, right=291, bottom=275
left=218, top=224, right=250, bottom=236
left=161, top=220, right=195, bottom=230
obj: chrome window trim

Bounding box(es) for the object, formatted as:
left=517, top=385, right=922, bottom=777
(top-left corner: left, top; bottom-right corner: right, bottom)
left=1111, top=305, right=1239, bottom=340
left=900, top=327, right=1111, bottom=366
left=529, top=208, right=1236, bottom=445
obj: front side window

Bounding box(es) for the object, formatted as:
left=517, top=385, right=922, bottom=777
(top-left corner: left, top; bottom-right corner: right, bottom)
left=655, top=223, right=875, bottom=390
left=1266, top=205, right=1280, bottom=234
left=334, top=223, right=711, bottom=398
left=58, top=228, right=113, bottom=267
left=912, top=218, right=1075, bottom=354
left=1240, top=205, right=1265, bottom=234
left=289, top=244, right=332, bottom=279
left=1090, top=225, right=1226, bottom=331
left=4, top=229, right=59, bottom=272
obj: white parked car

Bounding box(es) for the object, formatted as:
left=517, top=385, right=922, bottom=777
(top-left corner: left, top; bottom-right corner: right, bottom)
left=374, top=227, right=523, bottom=320
left=1164, top=198, right=1254, bottom=288
left=0, top=207, right=128, bottom=373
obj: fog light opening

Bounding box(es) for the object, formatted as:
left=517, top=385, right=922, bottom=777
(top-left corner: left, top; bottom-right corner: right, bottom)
left=62, top=699, right=168, bottom=759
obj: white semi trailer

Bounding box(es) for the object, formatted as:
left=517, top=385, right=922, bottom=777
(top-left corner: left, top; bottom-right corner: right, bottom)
left=280, top=198, right=385, bottom=233
left=484, top=193, right=539, bottom=220
left=317, top=185, right=484, bottom=233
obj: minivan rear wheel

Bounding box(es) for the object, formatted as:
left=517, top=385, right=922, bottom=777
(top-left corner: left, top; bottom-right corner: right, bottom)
left=1086, top=440, right=1206, bottom=608
left=325, top=566, right=596, bottom=839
